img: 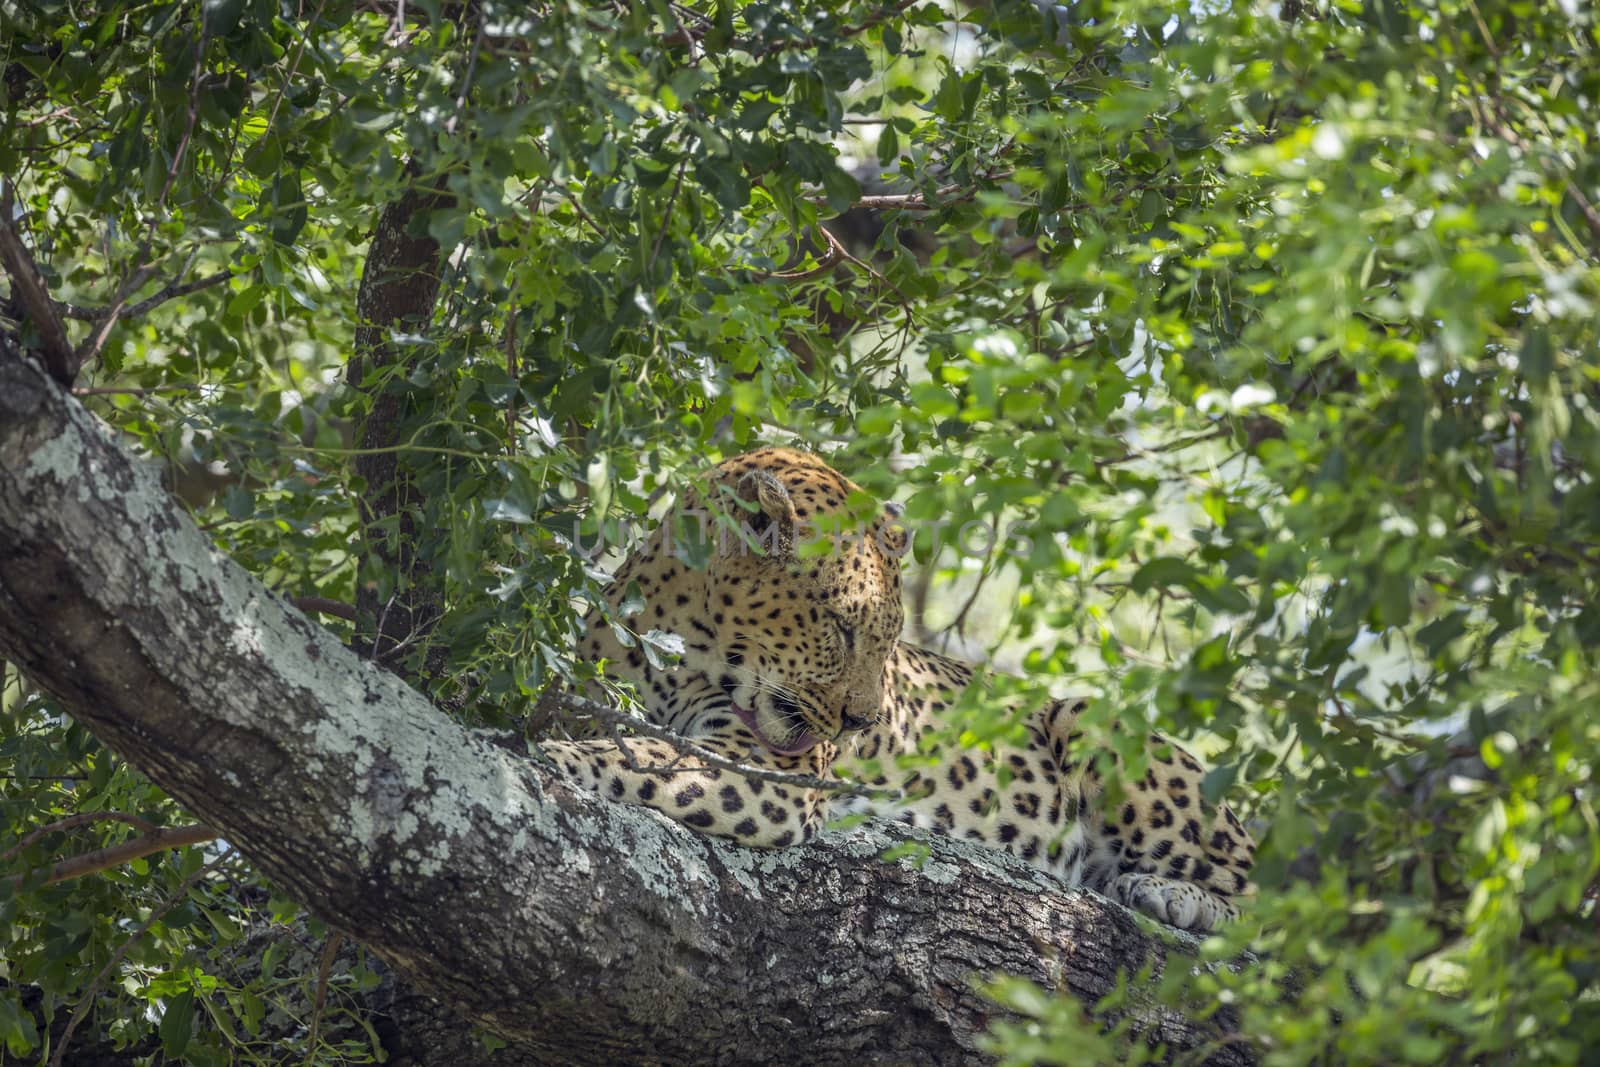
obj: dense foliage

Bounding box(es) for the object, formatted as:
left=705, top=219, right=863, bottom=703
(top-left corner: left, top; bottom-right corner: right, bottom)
left=4, top=0, right=1599, bottom=1062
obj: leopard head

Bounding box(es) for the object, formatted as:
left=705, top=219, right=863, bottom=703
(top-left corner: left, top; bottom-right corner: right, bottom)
left=691, top=449, right=906, bottom=755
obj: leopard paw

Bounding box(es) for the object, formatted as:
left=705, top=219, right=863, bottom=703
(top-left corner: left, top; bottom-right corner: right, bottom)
left=1111, top=873, right=1238, bottom=932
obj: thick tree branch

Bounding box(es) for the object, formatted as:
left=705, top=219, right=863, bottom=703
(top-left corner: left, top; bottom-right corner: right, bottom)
left=0, top=357, right=1246, bottom=1066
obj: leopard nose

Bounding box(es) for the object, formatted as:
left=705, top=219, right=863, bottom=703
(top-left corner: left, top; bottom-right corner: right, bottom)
left=840, top=709, right=874, bottom=732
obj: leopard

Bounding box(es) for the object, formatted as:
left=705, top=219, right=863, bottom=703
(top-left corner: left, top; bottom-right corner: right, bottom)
left=538, top=447, right=1254, bottom=932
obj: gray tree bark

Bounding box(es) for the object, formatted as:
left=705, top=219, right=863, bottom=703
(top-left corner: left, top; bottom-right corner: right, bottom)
left=0, top=355, right=1246, bottom=1066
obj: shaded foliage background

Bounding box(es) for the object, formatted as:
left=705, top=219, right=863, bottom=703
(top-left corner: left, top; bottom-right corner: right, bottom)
left=3, top=0, right=1599, bottom=1062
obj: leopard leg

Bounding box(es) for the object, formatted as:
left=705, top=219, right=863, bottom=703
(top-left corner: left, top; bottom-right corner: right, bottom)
left=1088, top=735, right=1255, bottom=932
left=1039, top=700, right=1255, bottom=932
left=538, top=737, right=831, bottom=848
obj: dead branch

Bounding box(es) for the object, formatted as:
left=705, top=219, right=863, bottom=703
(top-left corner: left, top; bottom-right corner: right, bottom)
left=1, top=811, right=158, bottom=860
left=0, top=209, right=78, bottom=384
left=9, top=823, right=220, bottom=889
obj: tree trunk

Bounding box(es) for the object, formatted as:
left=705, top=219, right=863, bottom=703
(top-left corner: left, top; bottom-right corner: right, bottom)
left=0, top=357, right=1246, bottom=1066
left=345, top=171, right=452, bottom=675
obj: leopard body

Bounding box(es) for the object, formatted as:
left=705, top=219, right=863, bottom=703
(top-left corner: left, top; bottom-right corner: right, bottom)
left=540, top=448, right=1253, bottom=930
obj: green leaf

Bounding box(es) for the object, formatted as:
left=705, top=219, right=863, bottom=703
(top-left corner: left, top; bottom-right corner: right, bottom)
left=934, top=69, right=964, bottom=122
left=1129, top=557, right=1201, bottom=595
left=159, top=990, right=195, bottom=1059
left=0, top=990, right=40, bottom=1056
left=876, top=122, right=900, bottom=168
left=202, top=0, right=248, bottom=34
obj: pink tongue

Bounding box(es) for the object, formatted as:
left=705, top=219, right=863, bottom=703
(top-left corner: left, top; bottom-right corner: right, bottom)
left=731, top=703, right=819, bottom=756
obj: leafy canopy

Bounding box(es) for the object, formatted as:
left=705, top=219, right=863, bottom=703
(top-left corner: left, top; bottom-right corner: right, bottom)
left=3, top=0, right=1599, bottom=1062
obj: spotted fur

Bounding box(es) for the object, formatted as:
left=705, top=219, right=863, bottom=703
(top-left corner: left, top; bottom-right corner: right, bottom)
left=540, top=448, right=1254, bottom=931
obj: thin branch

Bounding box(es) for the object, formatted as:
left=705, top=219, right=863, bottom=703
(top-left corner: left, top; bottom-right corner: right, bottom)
left=304, top=931, right=346, bottom=1065
left=444, top=10, right=487, bottom=137
left=49, top=848, right=234, bottom=1067
left=560, top=187, right=608, bottom=240
left=658, top=2, right=705, bottom=58
left=1094, top=428, right=1230, bottom=469
left=291, top=596, right=360, bottom=621
left=1556, top=170, right=1600, bottom=246
left=752, top=226, right=847, bottom=281
left=944, top=530, right=999, bottom=642
left=832, top=175, right=1013, bottom=213
left=645, top=158, right=690, bottom=278
left=1, top=812, right=158, bottom=861
left=70, top=265, right=157, bottom=369
left=59, top=267, right=235, bottom=322
left=16, top=106, right=78, bottom=129
left=1463, top=0, right=1600, bottom=248
left=748, top=0, right=921, bottom=59
left=504, top=299, right=519, bottom=455
left=0, top=208, right=77, bottom=384
left=748, top=224, right=917, bottom=325
left=845, top=183, right=966, bottom=211
left=74, top=28, right=208, bottom=370
left=10, top=823, right=219, bottom=889
left=71, top=384, right=198, bottom=398
left=832, top=234, right=919, bottom=322
left=228, top=0, right=328, bottom=194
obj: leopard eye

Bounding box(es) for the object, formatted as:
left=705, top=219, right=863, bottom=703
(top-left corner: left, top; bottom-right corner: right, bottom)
left=836, top=620, right=855, bottom=649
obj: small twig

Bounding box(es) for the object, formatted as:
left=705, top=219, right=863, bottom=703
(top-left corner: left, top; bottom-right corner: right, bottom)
left=944, top=530, right=999, bottom=642
left=830, top=175, right=1013, bottom=213
left=645, top=157, right=690, bottom=278
left=1559, top=182, right=1600, bottom=247
left=152, top=42, right=207, bottom=220
left=49, top=848, right=234, bottom=1067
left=227, top=0, right=328, bottom=192
left=75, top=29, right=208, bottom=370
left=658, top=2, right=704, bottom=58
left=833, top=236, right=918, bottom=322
left=59, top=266, right=234, bottom=323
left=9, top=823, right=219, bottom=889
left=17, top=106, right=77, bottom=129
left=524, top=680, right=564, bottom=740
left=291, top=596, right=360, bottom=622
left=0, top=208, right=78, bottom=384
left=1461, top=0, right=1600, bottom=249
left=846, top=186, right=962, bottom=211
left=746, top=222, right=918, bottom=322
left=752, top=226, right=846, bottom=281
left=748, top=0, right=921, bottom=59
left=548, top=690, right=891, bottom=797
left=71, top=384, right=198, bottom=398
left=444, top=11, right=487, bottom=137
left=504, top=261, right=520, bottom=455
left=304, top=930, right=346, bottom=1064
left=2, top=812, right=158, bottom=861
left=1093, top=428, right=1230, bottom=469
left=609, top=718, right=648, bottom=774
left=560, top=188, right=608, bottom=239
left=71, top=258, right=160, bottom=369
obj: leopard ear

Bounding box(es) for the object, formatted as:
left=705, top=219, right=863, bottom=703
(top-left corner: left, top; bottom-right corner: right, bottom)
left=727, top=470, right=797, bottom=561
left=873, top=504, right=910, bottom=559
